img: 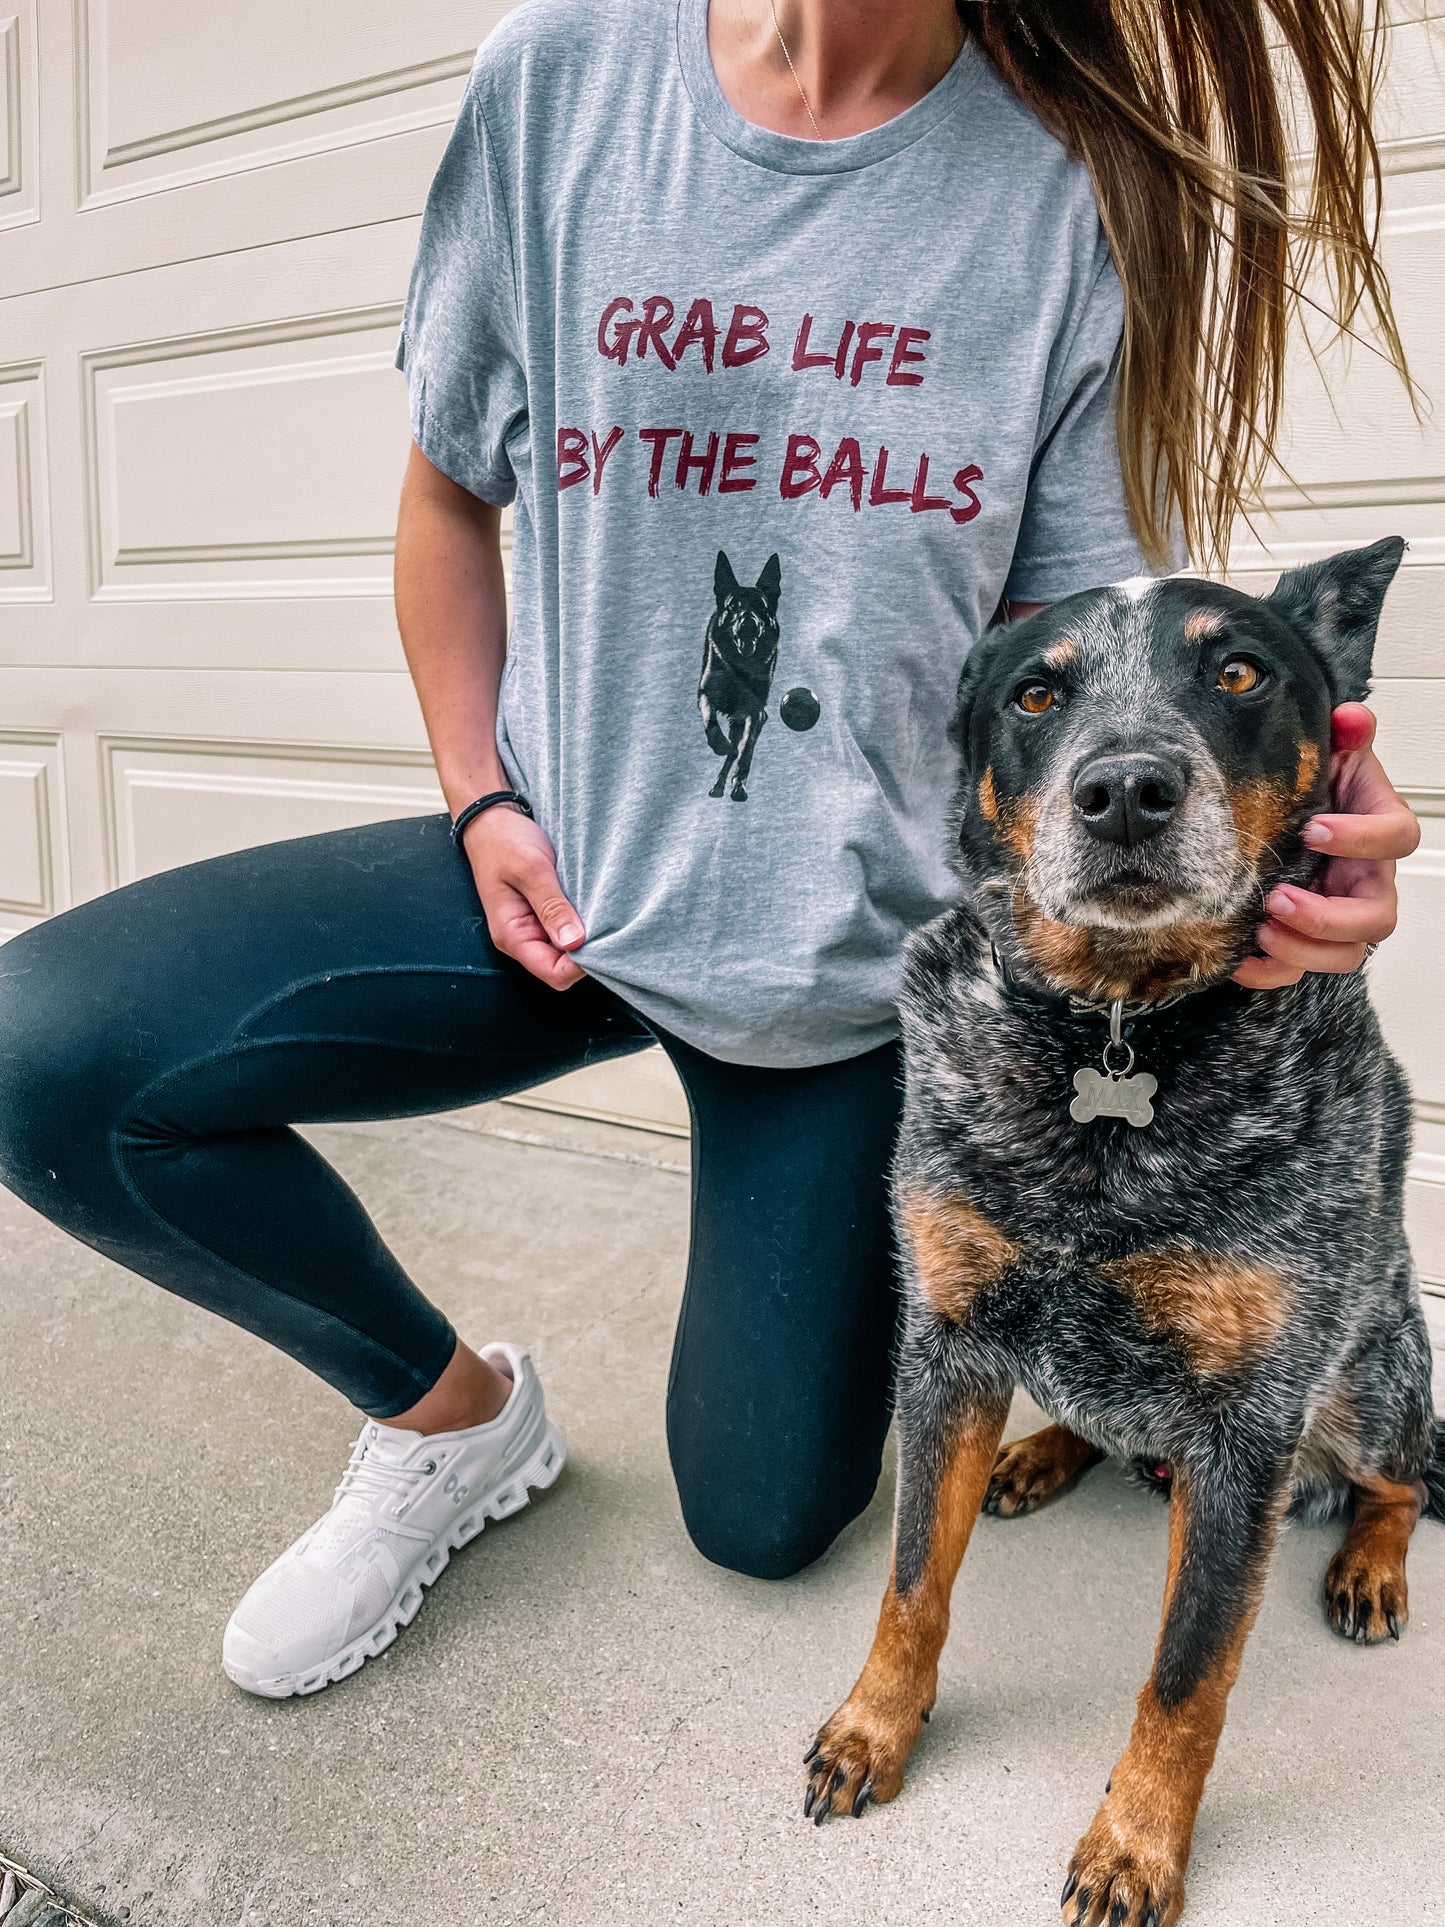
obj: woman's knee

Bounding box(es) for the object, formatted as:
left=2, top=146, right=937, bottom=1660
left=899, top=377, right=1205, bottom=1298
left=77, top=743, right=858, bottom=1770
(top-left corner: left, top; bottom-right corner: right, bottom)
left=683, top=1510, right=843, bottom=1581
left=670, top=1445, right=880, bottom=1580
left=0, top=924, right=124, bottom=1199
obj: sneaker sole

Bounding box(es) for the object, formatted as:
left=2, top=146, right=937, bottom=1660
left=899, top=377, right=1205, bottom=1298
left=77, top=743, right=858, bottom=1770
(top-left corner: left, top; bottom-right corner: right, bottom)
left=223, top=1419, right=567, bottom=1700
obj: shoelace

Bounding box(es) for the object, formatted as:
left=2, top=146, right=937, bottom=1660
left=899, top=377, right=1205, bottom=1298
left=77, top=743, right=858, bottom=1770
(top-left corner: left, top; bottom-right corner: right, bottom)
left=329, top=1434, right=438, bottom=1512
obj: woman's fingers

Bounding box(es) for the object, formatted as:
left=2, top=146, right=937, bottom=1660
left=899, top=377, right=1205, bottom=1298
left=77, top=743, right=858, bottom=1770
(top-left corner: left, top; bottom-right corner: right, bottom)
left=1232, top=952, right=1305, bottom=990
left=1307, top=704, right=1421, bottom=861
left=1328, top=700, right=1376, bottom=759
left=508, top=843, right=585, bottom=951
left=461, top=808, right=587, bottom=989
left=488, top=882, right=585, bottom=987
left=1241, top=701, right=1417, bottom=990
left=1303, top=805, right=1420, bottom=862
left=1250, top=917, right=1367, bottom=975
left=1235, top=862, right=1396, bottom=986
left=1265, top=879, right=1397, bottom=948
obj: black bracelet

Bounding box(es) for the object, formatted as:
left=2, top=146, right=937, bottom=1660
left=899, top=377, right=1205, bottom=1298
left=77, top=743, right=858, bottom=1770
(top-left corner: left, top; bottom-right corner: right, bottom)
left=450, top=790, right=534, bottom=846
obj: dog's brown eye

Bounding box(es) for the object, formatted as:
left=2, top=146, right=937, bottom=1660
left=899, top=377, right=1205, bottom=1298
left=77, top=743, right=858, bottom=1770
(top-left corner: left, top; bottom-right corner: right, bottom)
left=1016, top=682, right=1056, bottom=715
left=1217, top=658, right=1261, bottom=695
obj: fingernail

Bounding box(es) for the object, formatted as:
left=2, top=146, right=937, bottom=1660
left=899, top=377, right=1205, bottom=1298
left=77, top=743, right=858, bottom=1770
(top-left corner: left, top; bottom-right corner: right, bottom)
left=1266, top=888, right=1296, bottom=916
left=557, top=922, right=583, bottom=946
left=1302, top=821, right=1332, bottom=847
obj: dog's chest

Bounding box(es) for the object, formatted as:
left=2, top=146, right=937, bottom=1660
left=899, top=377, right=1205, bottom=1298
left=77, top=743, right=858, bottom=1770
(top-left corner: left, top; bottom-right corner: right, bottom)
left=896, top=953, right=1394, bottom=1443
left=902, top=988, right=1240, bottom=1253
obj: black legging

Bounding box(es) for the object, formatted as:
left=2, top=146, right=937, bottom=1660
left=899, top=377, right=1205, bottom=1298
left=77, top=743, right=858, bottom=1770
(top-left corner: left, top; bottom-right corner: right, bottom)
left=0, top=815, right=902, bottom=1579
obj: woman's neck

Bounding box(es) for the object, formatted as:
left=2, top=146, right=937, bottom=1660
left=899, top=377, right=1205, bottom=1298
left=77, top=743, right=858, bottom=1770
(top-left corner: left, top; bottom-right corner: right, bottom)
left=709, top=0, right=965, bottom=140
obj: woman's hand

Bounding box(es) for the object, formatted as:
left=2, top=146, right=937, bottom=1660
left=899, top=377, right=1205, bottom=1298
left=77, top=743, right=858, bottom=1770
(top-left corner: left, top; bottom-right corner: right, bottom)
left=461, top=805, right=587, bottom=989
left=1233, top=703, right=1420, bottom=989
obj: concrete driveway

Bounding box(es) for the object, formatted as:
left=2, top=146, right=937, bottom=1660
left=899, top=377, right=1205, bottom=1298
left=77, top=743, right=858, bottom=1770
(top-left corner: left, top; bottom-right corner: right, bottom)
left=3, top=1104, right=1443, bottom=1926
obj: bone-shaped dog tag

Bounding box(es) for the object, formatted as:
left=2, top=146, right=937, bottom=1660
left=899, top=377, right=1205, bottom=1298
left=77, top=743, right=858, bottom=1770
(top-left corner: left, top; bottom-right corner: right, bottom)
left=1070, top=1066, right=1157, bottom=1128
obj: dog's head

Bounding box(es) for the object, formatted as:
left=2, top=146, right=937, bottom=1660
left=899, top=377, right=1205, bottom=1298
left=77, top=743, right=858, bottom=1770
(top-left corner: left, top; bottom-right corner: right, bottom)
left=951, top=538, right=1405, bottom=1003
left=712, top=550, right=781, bottom=661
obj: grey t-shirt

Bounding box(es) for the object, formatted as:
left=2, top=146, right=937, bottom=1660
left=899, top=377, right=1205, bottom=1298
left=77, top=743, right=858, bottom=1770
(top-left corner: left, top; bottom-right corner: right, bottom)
left=395, top=0, right=1159, bottom=1067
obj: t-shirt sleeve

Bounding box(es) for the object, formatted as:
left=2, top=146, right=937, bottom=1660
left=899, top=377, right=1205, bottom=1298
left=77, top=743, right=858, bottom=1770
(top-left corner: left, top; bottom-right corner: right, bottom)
left=1003, top=237, right=1180, bottom=604
left=393, top=73, right=526, bottom=506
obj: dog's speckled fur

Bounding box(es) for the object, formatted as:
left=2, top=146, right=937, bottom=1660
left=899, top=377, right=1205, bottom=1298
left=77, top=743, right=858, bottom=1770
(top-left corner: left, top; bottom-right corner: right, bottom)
left=805, top=540, right=1443, bottom=1926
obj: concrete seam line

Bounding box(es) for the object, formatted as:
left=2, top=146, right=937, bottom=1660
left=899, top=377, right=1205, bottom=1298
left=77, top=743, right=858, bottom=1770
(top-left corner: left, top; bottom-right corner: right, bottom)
left=0, top=1851, right=108, bottom=1927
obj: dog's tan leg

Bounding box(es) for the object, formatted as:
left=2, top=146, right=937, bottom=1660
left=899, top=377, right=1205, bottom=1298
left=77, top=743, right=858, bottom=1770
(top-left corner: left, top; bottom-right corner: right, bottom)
left=804, top=1396, right=1010, bottom=1823
left=1324, top=1470, right=1426, bottom=1643
left=985, top=1423, right=1105, bottom=1517
left=1061, top=1466, right=1286, bottom=1927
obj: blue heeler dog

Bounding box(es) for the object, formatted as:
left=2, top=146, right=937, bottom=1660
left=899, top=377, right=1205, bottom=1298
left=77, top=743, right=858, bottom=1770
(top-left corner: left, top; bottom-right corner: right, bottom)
left=805, top=538, right=1442, bottom=1927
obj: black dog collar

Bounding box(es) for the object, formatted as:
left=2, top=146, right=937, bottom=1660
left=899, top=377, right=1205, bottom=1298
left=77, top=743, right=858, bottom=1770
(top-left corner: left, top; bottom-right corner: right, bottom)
left=986, top=941, right=1196, bottom=1130
left=986, top=941, right=1194, bottom=1024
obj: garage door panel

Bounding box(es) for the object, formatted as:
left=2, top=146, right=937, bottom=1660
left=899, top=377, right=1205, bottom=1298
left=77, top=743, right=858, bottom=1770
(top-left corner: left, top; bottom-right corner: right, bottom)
left=0, top=0, right=38, bottom=232
left=0, top=663, right=435, bottom=901
left=2, top=2, right=520, bottom=296
left=1372, top=790, right=1445, bottom=1097
left=100, top=735, right=443, bottom=885
left=5, top=122, right=445, bottom=296
left=1230, top=200, right=1445, bottom=571
left=0, top=359, right=50, bottom=600
left=1231, top=490, right=1443, bottom=570
left=87, top=308, right=408, bottom=600
left=77, top=0, right=514, bottom=205
left=1370, top=678, right=1445, bottom=790
left=0, top=730, right=65, bottom=937
left=1376, top=15, right=1445, bottom=148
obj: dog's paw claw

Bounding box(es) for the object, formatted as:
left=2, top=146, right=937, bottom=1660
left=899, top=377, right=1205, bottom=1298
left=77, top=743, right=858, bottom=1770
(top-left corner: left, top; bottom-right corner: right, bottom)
left=1324, top=1543, right=1408, bottom=1645
left=986, top=1429, right=1100, bottom=1519
left=804, top=1696, right=920, bottom=1826
left=1062, top=1804, right=1184, bottom=1926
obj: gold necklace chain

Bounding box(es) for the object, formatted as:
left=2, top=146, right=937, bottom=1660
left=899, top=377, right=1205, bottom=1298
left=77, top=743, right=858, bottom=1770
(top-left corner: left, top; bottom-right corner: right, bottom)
left=766, top=0, right=822, bottom=138
left=765, top=3, right=966, bottom=143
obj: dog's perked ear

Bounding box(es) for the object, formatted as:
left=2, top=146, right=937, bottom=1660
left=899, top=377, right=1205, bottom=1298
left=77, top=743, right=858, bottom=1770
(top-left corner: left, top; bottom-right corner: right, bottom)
left=755, top=553, right=782, bottom=617
left=714, top=550, right=740, bottom=606
left=1266, top=536, right=1406, bottom=702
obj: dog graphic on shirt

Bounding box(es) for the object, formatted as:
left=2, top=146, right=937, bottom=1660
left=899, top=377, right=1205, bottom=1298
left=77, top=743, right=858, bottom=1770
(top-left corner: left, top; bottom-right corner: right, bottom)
left=698, top=551, right=782, bottom=802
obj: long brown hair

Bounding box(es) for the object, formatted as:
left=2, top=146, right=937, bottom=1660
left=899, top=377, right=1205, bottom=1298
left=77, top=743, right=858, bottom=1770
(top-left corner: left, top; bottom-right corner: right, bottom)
left=959, top=1, right=1410, bottom=569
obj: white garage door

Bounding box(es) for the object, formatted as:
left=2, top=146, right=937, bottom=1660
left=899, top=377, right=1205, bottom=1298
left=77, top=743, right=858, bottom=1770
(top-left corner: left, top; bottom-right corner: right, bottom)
left=0, top=3, right=1441, bottom=1282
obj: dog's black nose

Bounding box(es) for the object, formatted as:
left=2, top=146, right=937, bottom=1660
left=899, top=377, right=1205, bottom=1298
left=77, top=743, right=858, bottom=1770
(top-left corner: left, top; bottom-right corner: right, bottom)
left=1071, top=753, right=1187, bottom=846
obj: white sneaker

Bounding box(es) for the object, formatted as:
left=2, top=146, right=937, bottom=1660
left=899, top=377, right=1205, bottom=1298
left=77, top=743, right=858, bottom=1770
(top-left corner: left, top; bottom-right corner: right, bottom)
left=222, top=1343, right=564, bottom=1698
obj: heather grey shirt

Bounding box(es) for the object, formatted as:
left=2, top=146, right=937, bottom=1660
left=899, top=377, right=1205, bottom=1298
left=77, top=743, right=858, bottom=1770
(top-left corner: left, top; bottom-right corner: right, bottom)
left=395, top=0, right=1160, bottom=1067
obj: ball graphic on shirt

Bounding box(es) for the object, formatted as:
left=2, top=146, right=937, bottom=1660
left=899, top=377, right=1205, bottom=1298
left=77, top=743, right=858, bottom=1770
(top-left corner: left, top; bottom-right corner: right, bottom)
left=780, top=686, right=821, bottom=732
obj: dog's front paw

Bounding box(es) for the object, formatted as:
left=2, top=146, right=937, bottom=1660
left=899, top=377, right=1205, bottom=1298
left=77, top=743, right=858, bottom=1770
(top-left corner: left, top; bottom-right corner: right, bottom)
left=803, top=1691, right=925, bottom=1825
left=1325, top=1538, right=1408, bottom=1643
left=1061, top=1802, right=1185, bottom=1927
